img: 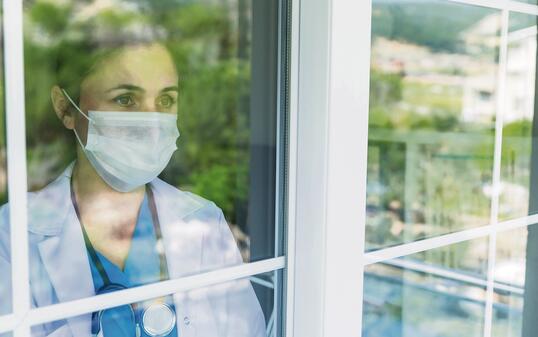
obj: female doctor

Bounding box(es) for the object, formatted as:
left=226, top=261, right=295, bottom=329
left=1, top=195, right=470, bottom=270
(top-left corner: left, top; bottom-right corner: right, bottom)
left=0, top=33, right=265, bottom=337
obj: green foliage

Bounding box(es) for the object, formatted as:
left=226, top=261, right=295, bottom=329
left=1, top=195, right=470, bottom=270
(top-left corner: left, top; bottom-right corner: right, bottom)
left=503, top=119, right=532, bottom=137
left=372, top=2, right=494, bottom=53
left=28, top=2, right=71, bottom=35
left=369, top=71, right=463, bottom=132
left=370, top=70, right=402, bottom=106
left=163, top=59, right=251, bottom=222
left=500, top=119, right=533, bottom=187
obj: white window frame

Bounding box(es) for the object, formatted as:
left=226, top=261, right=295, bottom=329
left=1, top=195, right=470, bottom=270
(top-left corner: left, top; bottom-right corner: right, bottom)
left=287, top=0, right=370, bottom=336
left=3, top=0, right=30, bottom=335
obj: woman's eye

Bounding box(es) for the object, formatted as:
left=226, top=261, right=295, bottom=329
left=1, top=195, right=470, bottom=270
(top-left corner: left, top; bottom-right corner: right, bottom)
left=158, top=95, right=176, bottom=108
left=114, top=94, right=135, bottom=107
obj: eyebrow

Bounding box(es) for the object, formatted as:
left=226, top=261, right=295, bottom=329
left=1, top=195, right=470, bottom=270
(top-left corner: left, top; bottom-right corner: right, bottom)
left=105, top=84, right=179, bottom=93
left=161, top=86, right=179, bottom=93
left=106, top=84, right=145, bottom=93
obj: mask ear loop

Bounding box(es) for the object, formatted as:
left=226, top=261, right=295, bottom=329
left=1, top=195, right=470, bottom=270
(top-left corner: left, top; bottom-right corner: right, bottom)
left=61, top=89, right=92, bottom=148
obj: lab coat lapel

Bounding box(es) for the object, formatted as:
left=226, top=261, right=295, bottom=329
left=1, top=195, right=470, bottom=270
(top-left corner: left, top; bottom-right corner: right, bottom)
left=150, top=179, right=204, bottom=279
left=37, top=187, right=94, bottom=336
left=150, top=179, right=206, bottom=337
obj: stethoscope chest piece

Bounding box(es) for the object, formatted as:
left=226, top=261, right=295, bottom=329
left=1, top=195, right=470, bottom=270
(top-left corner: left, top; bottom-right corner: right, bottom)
left=142, top=303, right=176, bottom=337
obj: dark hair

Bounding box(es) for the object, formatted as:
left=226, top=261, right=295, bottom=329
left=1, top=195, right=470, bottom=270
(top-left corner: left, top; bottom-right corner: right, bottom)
left=23, top=1, right=172, bottom=147
left=50, top=6, right=168, bottom=102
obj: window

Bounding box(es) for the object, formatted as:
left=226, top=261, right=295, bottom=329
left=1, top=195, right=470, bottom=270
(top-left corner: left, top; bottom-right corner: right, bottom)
left=367, top=0, right=500, bottom=249
left=0, top=0, right=290, bottom=336
left=364, top=1, right=538, bottom=337
left=7, top=0, right=537, bottom=336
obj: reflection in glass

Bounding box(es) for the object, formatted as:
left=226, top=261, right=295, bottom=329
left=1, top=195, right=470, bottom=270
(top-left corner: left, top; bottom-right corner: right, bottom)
left=363, top=240, right=488, bottom=337
left=367, top=0, right=500, bottom=249
left=0, top=0, right=283, bottom=334
left=499, top=13, right=537, bottom=221
left=23, top=0, right=280, bottom=263
left=492, top=227, right=527, bottom=337
left=491, top=225, right=538, bottom=337
left=493, top=14, right=538, bottom=334
left=493, top=289, right=523, bottom=337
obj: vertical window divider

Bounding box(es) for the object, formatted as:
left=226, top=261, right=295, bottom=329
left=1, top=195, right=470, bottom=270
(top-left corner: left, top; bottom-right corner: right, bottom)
left=289, top=0, right=333, bottom=334
left=323, top=0, right=371, bottom=334
left=291, top=0, right=372, bottom=335
left=274, top=1, right=291, bottom=336
left=284, top=0, right=300, bottom=335
left=2, top=0, right=30, bottom=335
left=288, top=0, right=372, bottom=334
left=483, top=8, right=510, bottom=337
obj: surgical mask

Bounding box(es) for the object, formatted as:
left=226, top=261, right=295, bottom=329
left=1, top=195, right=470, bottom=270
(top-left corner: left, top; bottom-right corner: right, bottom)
left=62, top=89, right=180, bottom=192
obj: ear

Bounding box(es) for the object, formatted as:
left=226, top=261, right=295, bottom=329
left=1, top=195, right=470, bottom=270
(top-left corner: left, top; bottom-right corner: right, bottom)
left=51, top=85, right=75, bottom=130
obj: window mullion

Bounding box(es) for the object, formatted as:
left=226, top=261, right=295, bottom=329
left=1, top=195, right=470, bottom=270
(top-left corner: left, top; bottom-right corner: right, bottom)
left=323, top=0, right=371, bottom=336
left=22, top=257, right=285, bottom=330
left=2, top=0, right=30, bottom=335
left=483, top=8, right=509, bottom=337
left=284, top=0, right=300, bottom=335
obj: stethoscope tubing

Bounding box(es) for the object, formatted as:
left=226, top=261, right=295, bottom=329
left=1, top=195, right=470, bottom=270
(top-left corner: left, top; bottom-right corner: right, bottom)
left=71, top=180, right=176, bottom=337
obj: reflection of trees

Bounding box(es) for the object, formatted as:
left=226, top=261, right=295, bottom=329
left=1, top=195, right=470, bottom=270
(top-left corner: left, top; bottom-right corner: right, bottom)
left=368, top=70, right=531, bottom=279
left=368, top=69, right=532, bottom=247
left=372, top=2, right=495, bottom=54
left=23, top=0, right=252, bottom=227
left=367, top=70, right=497, bottom=271
left=368, top=69, right=493, bottom=237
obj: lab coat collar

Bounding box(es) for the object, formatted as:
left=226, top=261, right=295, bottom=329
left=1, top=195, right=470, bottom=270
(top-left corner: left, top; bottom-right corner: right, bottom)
left=28, top=162, right=205, bottom=235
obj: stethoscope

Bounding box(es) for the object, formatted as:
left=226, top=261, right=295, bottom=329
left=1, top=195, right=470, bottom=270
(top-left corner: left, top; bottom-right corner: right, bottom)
left=71, top=181, right=177, bottom=337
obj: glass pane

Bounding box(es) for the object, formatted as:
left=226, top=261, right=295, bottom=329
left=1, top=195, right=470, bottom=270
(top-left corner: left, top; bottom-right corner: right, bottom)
left=493, top=289, right=524, bottom=337
left=32, top=271, right=280, bottom=337
left=499, top=13, right=536, bottom=221
left=363, top=239, right=488, bottom=337
left=492, top=227, right=527, bottom=337
left=490, top=225, right=538, bottom=337
left=367, top=0, right=500, bottom=249
left=17, top=0, right=285, bottom=308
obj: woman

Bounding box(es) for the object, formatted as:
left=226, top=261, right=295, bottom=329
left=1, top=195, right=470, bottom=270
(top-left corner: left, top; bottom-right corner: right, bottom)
left=0, top=18, right=264, bottom=337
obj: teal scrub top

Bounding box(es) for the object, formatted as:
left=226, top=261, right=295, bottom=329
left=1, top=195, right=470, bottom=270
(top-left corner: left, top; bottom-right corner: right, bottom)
left=84, top=192, right=179, bottom=337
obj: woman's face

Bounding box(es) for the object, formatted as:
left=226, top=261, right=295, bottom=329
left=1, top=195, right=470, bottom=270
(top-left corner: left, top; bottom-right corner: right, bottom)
left=74, top=43, right=179, bottom=142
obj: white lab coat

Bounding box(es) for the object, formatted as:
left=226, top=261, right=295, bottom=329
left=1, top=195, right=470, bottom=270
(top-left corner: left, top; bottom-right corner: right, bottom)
left=0, top=164, right=266, bottom=337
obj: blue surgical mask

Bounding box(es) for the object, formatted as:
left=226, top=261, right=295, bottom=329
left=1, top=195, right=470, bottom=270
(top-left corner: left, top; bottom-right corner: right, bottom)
left=63, top=89, right=180, bottom=192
